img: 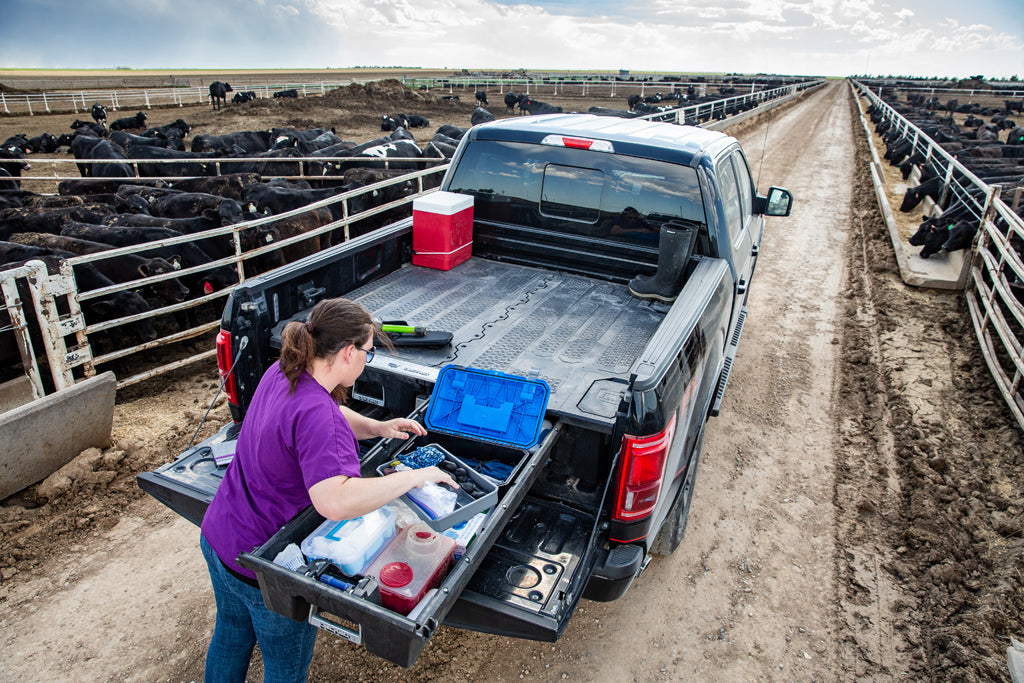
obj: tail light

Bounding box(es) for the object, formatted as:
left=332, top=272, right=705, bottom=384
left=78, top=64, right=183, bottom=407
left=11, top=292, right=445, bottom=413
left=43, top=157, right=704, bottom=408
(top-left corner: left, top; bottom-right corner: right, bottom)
left=216, top=329, right=240, bottom=408
left=612, top=414, right=677, bottom=522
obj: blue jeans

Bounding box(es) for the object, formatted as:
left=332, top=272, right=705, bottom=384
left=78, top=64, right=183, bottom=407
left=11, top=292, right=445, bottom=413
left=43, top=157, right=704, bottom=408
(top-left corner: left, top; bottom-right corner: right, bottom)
left=201, top=534, right=317, bottom=683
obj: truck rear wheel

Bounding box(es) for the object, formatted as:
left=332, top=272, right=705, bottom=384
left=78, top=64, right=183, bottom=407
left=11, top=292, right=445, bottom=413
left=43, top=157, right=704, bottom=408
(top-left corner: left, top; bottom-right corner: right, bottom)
left=651, top=443, right=702, bottom=555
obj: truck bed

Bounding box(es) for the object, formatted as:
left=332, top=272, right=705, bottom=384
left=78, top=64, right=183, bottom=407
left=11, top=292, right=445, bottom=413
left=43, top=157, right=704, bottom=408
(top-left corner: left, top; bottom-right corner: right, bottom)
left=348, top=257, right=664, bottom=428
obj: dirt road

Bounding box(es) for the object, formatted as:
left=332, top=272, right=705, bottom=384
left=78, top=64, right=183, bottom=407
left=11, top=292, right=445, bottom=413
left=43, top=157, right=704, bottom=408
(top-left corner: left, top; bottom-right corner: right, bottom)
left=1, top=81, right=1021, bottom=682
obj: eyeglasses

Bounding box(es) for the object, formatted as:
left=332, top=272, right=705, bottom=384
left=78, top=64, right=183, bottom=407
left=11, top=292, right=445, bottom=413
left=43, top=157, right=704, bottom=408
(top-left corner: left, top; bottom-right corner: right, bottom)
left=354, top=345, right=375, bottom=363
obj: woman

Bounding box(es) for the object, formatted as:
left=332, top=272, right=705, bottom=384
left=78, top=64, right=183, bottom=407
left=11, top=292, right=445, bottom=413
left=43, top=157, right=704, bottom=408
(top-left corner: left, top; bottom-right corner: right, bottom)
left=199, top=297, right=455, bottom=683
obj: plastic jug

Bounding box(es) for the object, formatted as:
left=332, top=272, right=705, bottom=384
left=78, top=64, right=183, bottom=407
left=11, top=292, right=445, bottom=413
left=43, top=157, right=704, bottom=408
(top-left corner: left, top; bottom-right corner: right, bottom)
left=365, top=522, right=455, bottom=615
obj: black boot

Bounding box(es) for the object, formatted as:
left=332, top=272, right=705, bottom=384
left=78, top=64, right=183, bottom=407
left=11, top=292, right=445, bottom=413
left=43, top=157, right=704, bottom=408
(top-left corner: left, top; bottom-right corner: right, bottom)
left=627, top=222, right=697, bottom=302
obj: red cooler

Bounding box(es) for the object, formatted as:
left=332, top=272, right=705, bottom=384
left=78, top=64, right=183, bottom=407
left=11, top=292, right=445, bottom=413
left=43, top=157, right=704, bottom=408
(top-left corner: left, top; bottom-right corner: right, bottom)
left=412, top=191, right=474, bottom=270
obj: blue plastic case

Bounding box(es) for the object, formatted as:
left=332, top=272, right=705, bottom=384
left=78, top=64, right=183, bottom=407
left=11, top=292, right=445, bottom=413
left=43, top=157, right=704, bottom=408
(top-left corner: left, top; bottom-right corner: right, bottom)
left=424, top=366, right=551, bottom=449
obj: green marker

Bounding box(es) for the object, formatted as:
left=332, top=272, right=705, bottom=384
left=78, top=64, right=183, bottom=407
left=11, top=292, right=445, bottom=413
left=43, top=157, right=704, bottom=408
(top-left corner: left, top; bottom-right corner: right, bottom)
left=382, top=324, right=425, bottom=336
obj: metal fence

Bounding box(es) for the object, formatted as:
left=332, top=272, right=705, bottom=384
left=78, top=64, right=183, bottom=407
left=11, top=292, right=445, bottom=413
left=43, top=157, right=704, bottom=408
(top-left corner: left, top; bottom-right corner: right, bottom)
left=854, top=81, right=1024, bottom=432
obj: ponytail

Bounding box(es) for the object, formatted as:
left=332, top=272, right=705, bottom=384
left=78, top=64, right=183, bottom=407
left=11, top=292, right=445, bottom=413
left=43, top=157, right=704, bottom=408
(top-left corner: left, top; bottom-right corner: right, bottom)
left=278, top=298, right=381, bottom=400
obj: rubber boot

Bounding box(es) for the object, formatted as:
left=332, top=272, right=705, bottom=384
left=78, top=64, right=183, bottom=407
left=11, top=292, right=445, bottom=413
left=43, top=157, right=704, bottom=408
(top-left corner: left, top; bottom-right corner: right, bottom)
left=627, top=222, right=697, bottom=302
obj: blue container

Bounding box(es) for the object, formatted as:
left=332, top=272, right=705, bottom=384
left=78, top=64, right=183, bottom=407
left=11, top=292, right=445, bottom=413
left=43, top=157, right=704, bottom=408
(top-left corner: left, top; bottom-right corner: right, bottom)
left=424, top=366, right=551, bottom=449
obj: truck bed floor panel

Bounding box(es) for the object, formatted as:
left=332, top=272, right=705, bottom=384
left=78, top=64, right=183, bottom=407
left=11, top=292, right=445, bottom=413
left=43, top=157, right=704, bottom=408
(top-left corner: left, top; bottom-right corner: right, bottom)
left=348, top=258, right=663, bottom=424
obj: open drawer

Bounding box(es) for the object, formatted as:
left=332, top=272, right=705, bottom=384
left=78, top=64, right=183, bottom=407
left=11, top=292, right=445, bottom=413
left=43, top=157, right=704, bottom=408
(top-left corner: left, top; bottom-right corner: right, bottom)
left=237, top=421, right=561, bottom=668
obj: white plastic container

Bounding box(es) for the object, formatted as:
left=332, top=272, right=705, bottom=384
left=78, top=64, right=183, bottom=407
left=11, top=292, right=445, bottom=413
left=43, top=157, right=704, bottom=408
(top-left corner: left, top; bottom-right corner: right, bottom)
left=441, top=511, right=488, bottom=561
left=300, top=507, right=397, bottom=576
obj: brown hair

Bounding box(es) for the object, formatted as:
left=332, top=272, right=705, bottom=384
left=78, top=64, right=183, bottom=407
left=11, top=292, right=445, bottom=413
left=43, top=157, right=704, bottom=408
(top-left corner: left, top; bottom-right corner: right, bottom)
left=279, top=298, right=383, bottom=402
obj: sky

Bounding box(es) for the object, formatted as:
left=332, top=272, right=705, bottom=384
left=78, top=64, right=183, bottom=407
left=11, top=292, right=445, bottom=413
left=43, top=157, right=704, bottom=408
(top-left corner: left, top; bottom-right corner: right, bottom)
left=0, top=0, right=1021, bottom=79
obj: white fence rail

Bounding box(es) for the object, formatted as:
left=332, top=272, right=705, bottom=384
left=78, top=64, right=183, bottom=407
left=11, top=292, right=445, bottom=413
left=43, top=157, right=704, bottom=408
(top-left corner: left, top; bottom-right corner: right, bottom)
left=854, top=80, right=1024, bottom=432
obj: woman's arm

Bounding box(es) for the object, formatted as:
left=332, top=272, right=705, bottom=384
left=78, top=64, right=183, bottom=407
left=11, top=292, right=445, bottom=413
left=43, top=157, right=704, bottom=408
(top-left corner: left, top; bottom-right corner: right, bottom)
left=308, top=466, right=456, bottom=521
left=340, top=405, right=427, bottom=441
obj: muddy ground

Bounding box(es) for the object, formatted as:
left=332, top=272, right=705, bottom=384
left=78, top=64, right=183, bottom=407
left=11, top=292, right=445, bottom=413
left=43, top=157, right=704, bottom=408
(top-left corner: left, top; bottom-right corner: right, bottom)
left=1, top=80, right=1022, bottom=682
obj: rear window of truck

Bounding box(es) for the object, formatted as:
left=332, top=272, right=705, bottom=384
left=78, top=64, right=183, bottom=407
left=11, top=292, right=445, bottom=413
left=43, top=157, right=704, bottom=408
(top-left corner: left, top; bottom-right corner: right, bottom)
left=447, top=140, right=707, bottom=243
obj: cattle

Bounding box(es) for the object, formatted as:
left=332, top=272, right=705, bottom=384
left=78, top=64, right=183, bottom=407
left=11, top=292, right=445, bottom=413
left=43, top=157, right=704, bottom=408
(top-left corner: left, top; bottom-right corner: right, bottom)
left=471, top=107, right=496, bottom=126
left=221, top=147, right=303, bottom=177
left=351, top=139, right=423, bottom=171
left=264, top=207, right=333, bottom=262
left=19, top=195, right=85, bottom=209
left=57, top=178, right=157, bottom=196
left=402, top=114, right=429, bottom=128
left=588, top=106, right=642, bottom=119
left=110, top=111, right=148, bottom=132
left=144, top=119, right=192, bottom=139
left=381, top=114, right=409, bottom=132
left=59, top=222, right=239, bottom=296
left=1008, top=127, right=1024, bottom=146
left=125, top=143, right=220, bottom=178
left=0, top=243, right=158, bottom=342
left=941, top=220, right=979, bottom=252
left=244, top=182, right=349, bottom=221
left=2, top=134, right=31, bottom=153
left=434, top=124, right=467, bottom=140
left=0, top=148, right=30, bottom=185
left=192, top=131, right=272, bottom=154
left=70, top=120, right=107, bottom=137
left=209, top=81, right=233, bottom=110
left=273, top=89, right=299, bottom=98
left=145, top=192, right=248, bottom=224
left=504, top=91, right=519, bottom=114
left=899, top=176, right=944, bottom=212
left=0, top=203, right=115, bottom=240
left=627, top=94, right=642, bottom=110
left=110, top=130, right=180, bottom=152
left=170, top=173, right=261, bottom=200
left=91, top=103, right=107, bottom=125
left=232, top=90, right=257, bottom=104
left=70, top=135, right=134, bottom=178
left=908, top=221, right=948, bottom=259
left=423, top=135, right=458, bottom=160
left=441, top=95, right=461, bottom=102
left=9, top=232, right=189, bottom=304
left=25, top=134, right=59, bottom=154
left=474, top=90, right=488, bottom=106
left=517, top=95, right=562, bottom=116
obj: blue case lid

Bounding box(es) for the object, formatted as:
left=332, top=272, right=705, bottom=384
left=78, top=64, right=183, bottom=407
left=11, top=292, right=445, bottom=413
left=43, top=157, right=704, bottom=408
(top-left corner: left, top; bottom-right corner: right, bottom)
left=425, top=366, right=551, bottom=449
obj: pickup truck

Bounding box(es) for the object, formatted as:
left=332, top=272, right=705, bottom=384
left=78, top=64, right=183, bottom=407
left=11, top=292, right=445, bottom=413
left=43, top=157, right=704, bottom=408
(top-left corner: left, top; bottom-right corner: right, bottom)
left=138, top=113, right=792, bottom=666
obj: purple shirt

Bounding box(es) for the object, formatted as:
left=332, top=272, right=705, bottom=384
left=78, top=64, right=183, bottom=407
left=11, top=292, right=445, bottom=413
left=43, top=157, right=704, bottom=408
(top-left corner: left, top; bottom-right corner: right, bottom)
left=201, top=363, right=361, bottom=579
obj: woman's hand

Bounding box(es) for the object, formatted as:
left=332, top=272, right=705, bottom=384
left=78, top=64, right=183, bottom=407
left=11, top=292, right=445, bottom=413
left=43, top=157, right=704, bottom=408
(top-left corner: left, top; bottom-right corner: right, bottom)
left=412, top=465, right=458, bottom=489
left=376, top=418, right=428, bottom=440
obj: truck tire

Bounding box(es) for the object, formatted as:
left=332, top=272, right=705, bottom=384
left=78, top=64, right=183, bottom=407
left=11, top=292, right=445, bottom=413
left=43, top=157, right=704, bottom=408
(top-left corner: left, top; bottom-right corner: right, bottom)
left=651, top=441, right=702, bottom=555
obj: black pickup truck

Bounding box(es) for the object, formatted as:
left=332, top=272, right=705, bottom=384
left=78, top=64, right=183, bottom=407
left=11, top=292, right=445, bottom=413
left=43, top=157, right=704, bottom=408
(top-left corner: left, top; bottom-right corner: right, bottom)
left=139, top=113, right=792, bottom=666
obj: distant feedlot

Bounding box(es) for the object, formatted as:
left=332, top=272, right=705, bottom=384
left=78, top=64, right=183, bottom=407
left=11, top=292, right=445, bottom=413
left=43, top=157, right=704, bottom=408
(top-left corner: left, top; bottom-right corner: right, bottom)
left=0, top=69, right=817, bottom=397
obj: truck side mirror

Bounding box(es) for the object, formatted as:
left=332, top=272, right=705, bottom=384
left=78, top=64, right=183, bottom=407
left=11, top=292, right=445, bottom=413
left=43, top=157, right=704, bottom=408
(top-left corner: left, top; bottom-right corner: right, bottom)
left=755, top=187, right=793, bottom=217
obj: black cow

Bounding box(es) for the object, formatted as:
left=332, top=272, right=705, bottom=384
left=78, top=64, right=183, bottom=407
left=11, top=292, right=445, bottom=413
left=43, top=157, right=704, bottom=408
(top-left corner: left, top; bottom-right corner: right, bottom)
left=627, top=94, right=642, bottom=110
left=244, top=182, right=349, bottom=220
left=441, top=95, right=460, bottom=103
left=0, top=243, right=158, bottom=342
left=273, top=89, right=298, bottom=98
left=59, top=223, right=239, bottom=296
left=110, top=130, right=180, bottom=152
left=471, top=107, right=496, bottom=126
left=423, top=135, right=458, bottom=160
left=170, top=173, right=261, bottom=200
left=145, top=192, right=248, bottom=224
left=588, top=106, right=642, bottom=119
left=517, top=95, right=562, bottom=116
left=232, top=90, right=257, bottom=104
left=25, top=134, right=59, bottom=154
left=70, top=135, right=134, bottom=178
left=0, top=203, right=115, bottom=240
left=899, top=176, right=943, bottom=212
left=0, top=148, right=30, bottom=185
left=126, top=143, right=220, bottom=178
left=381, top=114, right=409, bottom=132
left=70, top=120, right=107, bottom=137
left=434, top=124, right=467, bottom=140
left=91, top=103, right=107, bottom=125
left=475, top=90, right=488, bottom=106
left=144, top=119, right=192, bottom=139
left=1008, top=126, right=1024, bottom=146
left=9, top=232, right=189, bottom=304
left=110, top=112, right=148, bottom=132
left=192, top=131, right=272, bottom=154
left=504, top=91, right=518, bottom=114
left=908, top=222, right=948, bottom=258
left=209, top=81, right=233, bottom=110
left=942, top=220, right=979, bottom=252
left=401, top=114, right=429, bottom=128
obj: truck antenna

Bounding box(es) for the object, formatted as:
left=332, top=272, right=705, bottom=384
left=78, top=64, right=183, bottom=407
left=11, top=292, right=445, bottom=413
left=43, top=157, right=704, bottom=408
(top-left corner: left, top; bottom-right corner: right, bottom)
left=185, top=335, right=248, bottom=452
left=755, top=101, right=774, bottom=190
